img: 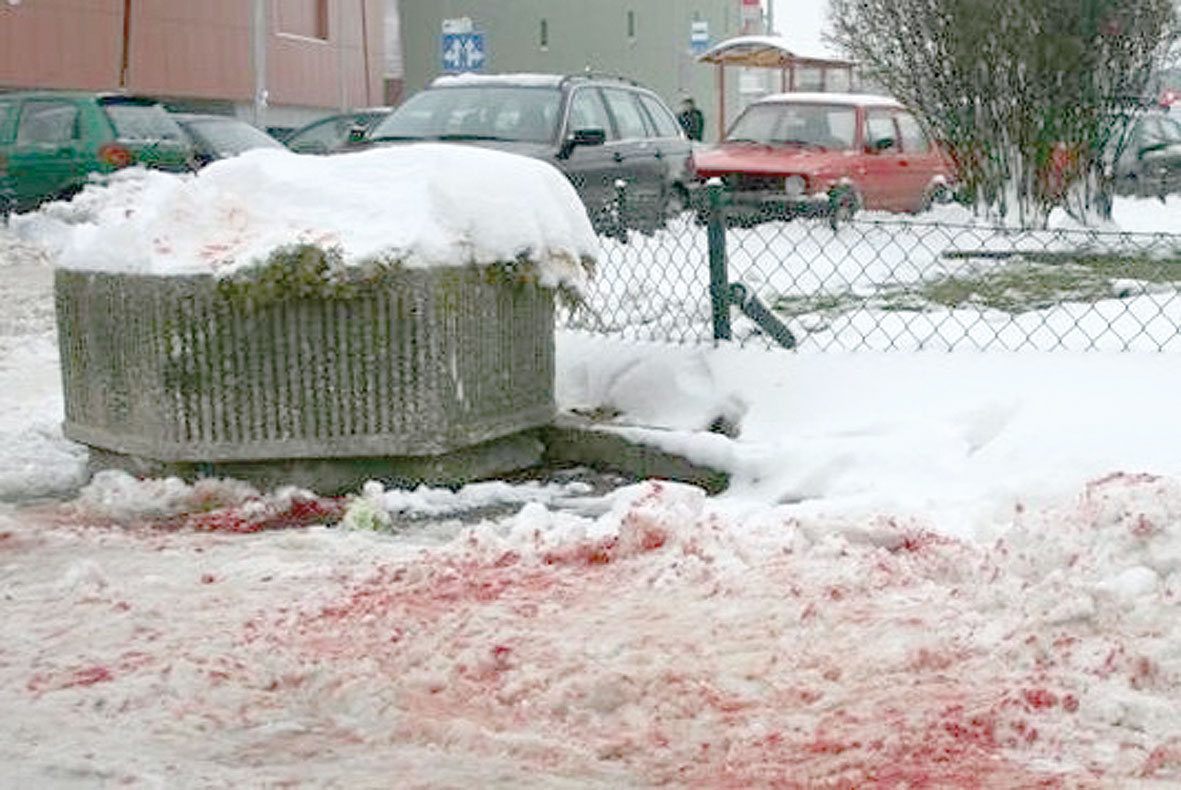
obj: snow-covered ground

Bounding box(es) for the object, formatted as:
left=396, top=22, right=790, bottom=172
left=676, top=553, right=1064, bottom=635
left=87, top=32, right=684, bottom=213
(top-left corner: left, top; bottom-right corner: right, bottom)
left=2, top=150, right=1181, bottom=787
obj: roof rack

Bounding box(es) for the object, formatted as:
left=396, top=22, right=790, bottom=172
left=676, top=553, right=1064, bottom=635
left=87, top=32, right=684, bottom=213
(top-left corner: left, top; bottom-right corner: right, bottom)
left=560, top=70, right=642, bottom=89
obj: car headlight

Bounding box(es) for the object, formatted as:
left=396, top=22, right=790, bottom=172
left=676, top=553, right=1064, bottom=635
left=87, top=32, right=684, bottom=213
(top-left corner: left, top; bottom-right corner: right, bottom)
left=783, top=175, right=806, bottom=199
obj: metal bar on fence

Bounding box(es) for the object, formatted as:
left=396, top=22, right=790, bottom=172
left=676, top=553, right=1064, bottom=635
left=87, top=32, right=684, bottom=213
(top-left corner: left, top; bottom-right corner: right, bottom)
left=729, top=284, right=797, bottom=350
left=706, top=178, right=731, bottom=342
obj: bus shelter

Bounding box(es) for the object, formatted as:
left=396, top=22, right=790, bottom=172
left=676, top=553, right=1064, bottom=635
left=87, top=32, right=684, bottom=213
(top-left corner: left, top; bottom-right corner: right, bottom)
left=696, top=35, right=859, bottom=139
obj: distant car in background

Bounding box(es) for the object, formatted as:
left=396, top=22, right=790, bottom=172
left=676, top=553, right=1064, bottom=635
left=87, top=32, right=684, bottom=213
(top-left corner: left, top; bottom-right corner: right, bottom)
left=283, top=109, right=392, bottom=154
left=691, top=92, right=956, bottom=227
left=1107, top=110, right=1181, bottom=199
left=0, top=92, right=194, bottom=214
left=172, top=113, right=288, bottom=167
left=365, top=73, right=692, bottom=234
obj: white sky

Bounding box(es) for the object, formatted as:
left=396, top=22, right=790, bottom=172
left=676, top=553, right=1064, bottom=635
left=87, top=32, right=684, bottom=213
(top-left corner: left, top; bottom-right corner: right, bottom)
left=769, top=0, right=832, bottom=56
left=3, top=148, right=1181, bottom=785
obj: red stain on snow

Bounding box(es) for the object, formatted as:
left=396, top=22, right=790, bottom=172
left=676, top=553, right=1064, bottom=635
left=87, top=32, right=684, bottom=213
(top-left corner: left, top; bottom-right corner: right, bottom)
left=162, top=496, right=345, bottom=534
left=1023, top=688, right=1059, bottom=710
left=235, top=491, right=1140, bottom=787
left=54, top=489, right=345, bottom=535
left=65, top=665, right=113, bottom=688
left=28, top=665, right=113, bottom=694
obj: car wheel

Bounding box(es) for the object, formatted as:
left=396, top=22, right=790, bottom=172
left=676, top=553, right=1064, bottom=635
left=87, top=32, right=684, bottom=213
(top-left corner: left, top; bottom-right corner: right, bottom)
left=828, top=189, right=858, bottom=230
left=918, top=182, right=952, bottom=213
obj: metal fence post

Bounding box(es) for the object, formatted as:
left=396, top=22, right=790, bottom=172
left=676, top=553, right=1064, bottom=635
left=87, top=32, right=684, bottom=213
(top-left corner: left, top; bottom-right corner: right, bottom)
left=706, top=178, right=731, bottom=342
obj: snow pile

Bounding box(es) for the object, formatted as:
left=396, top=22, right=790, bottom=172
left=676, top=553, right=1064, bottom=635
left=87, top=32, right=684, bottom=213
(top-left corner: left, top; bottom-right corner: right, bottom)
left=10, top=144, right=598, bottom=291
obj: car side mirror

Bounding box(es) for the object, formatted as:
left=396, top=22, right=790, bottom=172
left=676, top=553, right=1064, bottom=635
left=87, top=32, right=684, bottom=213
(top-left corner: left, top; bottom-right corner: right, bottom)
left=559, top=128, right=606, bottom=159
left=868, top=137, right=896, bottom=153
left=346, top=124, right=367, bottom=144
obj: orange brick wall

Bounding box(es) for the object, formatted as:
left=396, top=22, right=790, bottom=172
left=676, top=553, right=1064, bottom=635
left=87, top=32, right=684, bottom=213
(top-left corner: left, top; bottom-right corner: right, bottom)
left=0, top=0, right=124, bottom=91
left=0, top=0, right=385, bottom=109
left=125, top=0, right=253, bottom=100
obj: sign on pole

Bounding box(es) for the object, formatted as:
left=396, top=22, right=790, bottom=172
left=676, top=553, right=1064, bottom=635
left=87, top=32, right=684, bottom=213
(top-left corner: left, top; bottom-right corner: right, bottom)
left=690, top=20, right=710, bottom=55
left=441, top=17, right=485, bottom=73
left=741, top=0, right=763, bottom=34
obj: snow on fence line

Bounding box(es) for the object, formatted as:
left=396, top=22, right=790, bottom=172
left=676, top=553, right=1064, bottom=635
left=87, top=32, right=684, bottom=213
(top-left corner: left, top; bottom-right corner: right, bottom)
left=567, top=207, right=1181, bottom=352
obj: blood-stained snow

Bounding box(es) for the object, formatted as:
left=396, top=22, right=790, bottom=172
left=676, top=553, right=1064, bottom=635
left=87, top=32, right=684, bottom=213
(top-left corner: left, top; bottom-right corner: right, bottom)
left=2, top=475, right=1180, bottom=787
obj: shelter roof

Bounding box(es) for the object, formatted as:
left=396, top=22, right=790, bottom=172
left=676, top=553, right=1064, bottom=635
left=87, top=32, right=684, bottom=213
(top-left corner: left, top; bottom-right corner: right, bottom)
left=696, top=35, right=854, bottom=69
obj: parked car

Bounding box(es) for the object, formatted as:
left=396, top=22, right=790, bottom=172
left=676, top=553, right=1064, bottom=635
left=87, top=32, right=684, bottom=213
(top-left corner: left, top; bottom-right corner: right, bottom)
left=0, top=92, right=194, bottom=215
left=691, top=92, right=956, bottom=227
left=364, top=73, right=694, bottom=234
left=1107, top=109, right=1181, bottom=199
left=283, top=108, right=393, bottom=155
left=172, top=113, right=287, bottom=167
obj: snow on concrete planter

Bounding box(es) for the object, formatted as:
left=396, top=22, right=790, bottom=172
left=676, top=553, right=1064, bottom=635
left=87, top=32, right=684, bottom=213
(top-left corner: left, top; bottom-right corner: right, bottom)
left=32, top=144, right=597, bottom=488
left=54, top=262, right=556, bottom=471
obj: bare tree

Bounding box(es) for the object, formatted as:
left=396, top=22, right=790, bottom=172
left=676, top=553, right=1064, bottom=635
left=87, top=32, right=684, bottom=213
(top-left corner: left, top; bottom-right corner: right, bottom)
left=829, top=0, right=1178, bottom=226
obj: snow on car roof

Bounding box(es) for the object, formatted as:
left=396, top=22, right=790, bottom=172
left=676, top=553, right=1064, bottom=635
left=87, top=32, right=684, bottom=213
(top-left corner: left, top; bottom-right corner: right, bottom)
left=756, top=91, right=903, bottom=108
left=432, top=73, right=564, bottom=88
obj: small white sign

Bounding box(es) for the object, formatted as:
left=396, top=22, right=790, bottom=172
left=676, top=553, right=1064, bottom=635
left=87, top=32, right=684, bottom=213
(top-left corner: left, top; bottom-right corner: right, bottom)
left=442, top=17, right=473, bottom=35
left=690, top=20, right=710, bottom=54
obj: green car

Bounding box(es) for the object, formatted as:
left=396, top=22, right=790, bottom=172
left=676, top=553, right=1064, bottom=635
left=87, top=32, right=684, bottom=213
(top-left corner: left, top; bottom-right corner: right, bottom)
left=0, top=92, right=195, bottom=215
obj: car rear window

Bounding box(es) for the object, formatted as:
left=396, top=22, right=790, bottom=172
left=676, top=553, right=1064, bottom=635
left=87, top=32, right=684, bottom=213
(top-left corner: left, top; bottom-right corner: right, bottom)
left=637, top=94, right=682, bottom=139
left=184, top=118, right=284, bottom=156
left=897, top=113, right=930, bottom=153
left=601, top=88, right=649, bottom=140
left=1143, top=115, right=1181, bottom=146
left=16, top=101, right=80, bottom=144
left=101, top=102, right=185, bottom=142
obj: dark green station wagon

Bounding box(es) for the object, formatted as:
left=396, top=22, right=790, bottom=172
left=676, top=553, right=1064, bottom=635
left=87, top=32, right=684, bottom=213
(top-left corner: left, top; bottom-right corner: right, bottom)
left=0, top=92, right=195, bottom=215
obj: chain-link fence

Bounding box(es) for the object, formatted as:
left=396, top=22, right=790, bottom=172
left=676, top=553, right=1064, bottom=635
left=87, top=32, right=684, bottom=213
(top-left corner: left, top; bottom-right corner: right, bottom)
left=560, top=204, right=1181, bottom=352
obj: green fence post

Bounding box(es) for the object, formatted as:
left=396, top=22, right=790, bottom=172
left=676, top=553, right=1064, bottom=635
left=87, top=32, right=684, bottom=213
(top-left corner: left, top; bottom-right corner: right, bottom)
left=706, top=178, right=731, bottom=342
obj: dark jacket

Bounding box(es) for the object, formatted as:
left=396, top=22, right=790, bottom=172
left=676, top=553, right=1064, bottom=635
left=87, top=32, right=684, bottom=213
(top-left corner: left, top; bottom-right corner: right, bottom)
left=678, top=106, right=704, bottom=141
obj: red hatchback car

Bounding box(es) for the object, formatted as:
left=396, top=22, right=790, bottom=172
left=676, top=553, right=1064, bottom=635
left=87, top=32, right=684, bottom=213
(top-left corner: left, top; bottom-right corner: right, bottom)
left=692, top=92, right=956, bottom=226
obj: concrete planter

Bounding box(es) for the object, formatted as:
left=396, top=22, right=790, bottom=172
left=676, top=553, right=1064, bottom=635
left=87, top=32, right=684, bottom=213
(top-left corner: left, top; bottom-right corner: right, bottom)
left=55, top=266, right=555, bottom=476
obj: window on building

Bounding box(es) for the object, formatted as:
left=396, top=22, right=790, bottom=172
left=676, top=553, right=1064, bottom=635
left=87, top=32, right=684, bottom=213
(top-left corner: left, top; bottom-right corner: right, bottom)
left=540, top=19, right=548, bottom=50
left=627, top=10, right=636, bottom=40
left=277, top=0, right=329, bottom=41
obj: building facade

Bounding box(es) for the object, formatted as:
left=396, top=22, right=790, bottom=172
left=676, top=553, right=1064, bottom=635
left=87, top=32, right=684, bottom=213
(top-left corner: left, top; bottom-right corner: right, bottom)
left=398, top=0, right=756, bottom=141
left=0, top=0, right=394, bottom=132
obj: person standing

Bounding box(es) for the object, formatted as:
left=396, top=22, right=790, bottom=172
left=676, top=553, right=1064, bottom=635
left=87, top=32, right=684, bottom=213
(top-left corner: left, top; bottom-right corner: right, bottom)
left=678, top=97, right=705, bottom=141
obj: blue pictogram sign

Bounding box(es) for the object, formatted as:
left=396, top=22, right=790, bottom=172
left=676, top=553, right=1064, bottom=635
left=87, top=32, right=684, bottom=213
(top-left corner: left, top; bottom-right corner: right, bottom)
left=442, top=33, right=486, bottom=73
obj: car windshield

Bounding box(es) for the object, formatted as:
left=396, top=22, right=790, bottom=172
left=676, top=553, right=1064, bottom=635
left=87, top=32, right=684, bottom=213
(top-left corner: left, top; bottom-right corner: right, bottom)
left=184, top=118, right=285, bottom=157
left=101, top=100, right=186, bottom=142
left=370, top=86, right=561, bottom=144
left=726, top=102, right=857, bottom=151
